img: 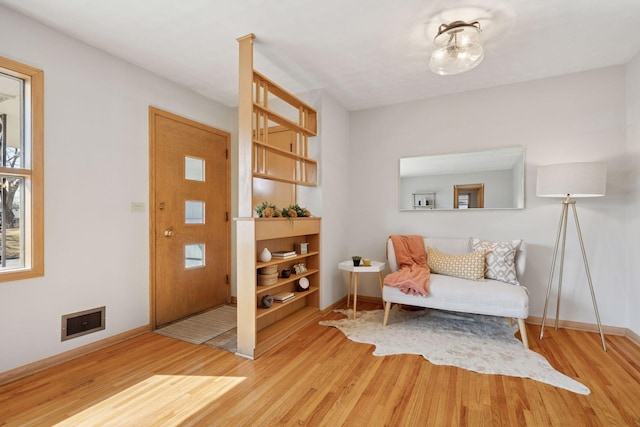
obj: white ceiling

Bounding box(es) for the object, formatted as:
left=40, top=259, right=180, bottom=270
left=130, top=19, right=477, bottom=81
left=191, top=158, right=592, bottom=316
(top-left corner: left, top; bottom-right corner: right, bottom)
left=2, top=0, right=640, bottom=111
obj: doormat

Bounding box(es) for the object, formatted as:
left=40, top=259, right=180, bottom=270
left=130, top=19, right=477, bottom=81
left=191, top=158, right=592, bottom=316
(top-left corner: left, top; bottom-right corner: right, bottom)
left=204, top=328, right=237, bottom=353
left=155, top=305, right=236, bottom=346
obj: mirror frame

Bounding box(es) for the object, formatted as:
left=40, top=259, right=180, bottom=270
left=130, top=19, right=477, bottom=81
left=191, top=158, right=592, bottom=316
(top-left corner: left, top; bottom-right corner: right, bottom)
left=399, top=146, right=525, bottom=211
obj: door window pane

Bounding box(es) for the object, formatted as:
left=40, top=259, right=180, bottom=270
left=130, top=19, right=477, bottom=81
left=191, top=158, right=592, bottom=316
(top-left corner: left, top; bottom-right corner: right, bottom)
left=185, top=200, right=205, bottom=224
left=185, top=156, right=204, bottom=181
left=185, top=244, right=205, bottom=268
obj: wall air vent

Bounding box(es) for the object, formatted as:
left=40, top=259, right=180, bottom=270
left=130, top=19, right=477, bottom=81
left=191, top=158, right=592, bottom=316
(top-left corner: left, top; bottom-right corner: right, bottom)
left=61, top=306, right=105, bottom=341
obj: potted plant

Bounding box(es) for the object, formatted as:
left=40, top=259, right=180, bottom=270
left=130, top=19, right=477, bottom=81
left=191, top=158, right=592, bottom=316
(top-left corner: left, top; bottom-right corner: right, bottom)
left=352, top=256, right=362, bottom=266
left=281, top=203, right=312, bottom=218
left=255, top=201, right=282, bottom=218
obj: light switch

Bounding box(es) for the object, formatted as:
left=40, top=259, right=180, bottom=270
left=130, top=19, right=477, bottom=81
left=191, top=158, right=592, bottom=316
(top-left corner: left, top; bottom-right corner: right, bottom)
left=131, top=202, right=145, bottom=213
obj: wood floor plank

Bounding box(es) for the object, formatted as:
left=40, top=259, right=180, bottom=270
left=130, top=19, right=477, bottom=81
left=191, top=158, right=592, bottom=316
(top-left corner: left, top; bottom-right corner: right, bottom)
left=0, top=302, right=639, bottom=426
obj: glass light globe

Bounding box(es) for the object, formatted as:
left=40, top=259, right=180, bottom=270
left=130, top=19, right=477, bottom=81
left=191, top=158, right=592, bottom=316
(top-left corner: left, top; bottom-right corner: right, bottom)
left=429, top=21, right=484, bottom=75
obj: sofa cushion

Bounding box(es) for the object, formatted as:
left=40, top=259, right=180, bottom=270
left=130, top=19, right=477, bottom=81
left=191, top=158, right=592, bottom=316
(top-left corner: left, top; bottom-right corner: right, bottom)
left=387, top=237, right=527, bottom=279
left=427, top=247, right=485, bottom=281
left=383, top=274, right=529, bottom=319
left=470, top=238, right=522, bottom=285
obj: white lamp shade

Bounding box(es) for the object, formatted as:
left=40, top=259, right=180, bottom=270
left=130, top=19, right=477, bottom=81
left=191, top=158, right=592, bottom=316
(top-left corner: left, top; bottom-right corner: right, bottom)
left=536, top=162, right=606, bottom=198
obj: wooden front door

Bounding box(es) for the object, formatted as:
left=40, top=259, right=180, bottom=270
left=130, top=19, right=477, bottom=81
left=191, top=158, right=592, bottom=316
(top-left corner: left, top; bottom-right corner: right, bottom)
left=150, top=107, right=230, bottom=327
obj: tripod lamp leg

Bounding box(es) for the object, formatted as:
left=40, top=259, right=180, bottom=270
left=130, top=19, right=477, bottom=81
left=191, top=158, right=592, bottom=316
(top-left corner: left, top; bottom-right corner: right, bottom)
left=571, top=203, right=607, bottom=351
left=540, top=202, right=568, bottom=339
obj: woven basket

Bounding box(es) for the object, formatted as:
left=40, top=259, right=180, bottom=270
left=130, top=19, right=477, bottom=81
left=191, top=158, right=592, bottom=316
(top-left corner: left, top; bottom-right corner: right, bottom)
left=258, top=265, right=278, bottom=275
left=257, top=272, right=278, bottom=286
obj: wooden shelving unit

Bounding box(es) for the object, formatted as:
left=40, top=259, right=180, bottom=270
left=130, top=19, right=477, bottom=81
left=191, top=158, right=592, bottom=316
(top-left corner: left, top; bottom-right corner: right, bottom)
left=237, top=217, right=321, bottom=358
left=236, top=34, right=321, bottom=359
left=251, top=67, right=318, bottom=187
left=412, top=191, right=436, bottom=209
left=253, top=218, right=320, bottom=354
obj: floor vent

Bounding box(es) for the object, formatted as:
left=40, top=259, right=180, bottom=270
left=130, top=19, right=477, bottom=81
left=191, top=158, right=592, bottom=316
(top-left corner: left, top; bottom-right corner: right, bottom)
left=61, top=306, right=105, bottom=341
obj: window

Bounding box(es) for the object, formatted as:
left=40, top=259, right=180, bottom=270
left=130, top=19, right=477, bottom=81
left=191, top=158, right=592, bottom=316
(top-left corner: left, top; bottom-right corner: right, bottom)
left=0, top=56, right=44, bottom=282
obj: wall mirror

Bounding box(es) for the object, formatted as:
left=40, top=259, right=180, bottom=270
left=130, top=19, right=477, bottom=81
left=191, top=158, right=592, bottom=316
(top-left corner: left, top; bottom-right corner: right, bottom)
left=399, top=146, right=524, bottom=211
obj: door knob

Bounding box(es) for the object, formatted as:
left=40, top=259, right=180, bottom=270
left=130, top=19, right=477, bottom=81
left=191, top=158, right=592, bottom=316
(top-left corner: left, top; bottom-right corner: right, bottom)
left=164, top=229, right=173, bottom=237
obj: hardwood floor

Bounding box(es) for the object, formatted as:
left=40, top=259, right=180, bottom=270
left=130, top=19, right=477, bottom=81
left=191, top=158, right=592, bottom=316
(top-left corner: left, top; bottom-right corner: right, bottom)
left=1, top=302, right=639, bottom=426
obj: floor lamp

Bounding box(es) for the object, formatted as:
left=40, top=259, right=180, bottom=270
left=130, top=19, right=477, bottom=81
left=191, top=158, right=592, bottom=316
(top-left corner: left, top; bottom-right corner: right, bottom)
left=536, top=162, right=607, bottom=351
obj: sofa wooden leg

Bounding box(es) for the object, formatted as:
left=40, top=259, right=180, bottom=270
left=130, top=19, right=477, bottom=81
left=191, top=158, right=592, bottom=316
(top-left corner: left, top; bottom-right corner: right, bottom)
left=383, top=301, right=391, bottom=326
left=518, top=318, right=529, bottom=349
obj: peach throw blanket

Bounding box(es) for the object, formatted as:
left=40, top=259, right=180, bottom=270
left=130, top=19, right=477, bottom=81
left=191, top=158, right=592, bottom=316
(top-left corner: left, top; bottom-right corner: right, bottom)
left=383, top=235, right=431, bottom=296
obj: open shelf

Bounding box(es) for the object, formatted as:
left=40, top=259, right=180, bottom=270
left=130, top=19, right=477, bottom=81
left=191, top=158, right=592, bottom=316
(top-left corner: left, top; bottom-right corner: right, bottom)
left=255, top=269, right=319, bottom=294
left=256, top=253, right=319, bottom=269
left=252, top=70, right=317, bottom=136
left=256, top=287, right=319, bottom=319
left=253, top=103, right=316, bottom=137
left=252, top=139, right=318, bottom=163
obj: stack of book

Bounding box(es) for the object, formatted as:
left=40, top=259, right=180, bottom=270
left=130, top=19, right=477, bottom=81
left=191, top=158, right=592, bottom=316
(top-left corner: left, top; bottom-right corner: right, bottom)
left=271, top=250, right=296, bottom=259
left=272, top=292, right=295, bottom=302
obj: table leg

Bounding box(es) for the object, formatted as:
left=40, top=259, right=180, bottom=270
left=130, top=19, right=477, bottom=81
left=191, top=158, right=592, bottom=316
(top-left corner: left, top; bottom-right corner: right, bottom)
left=353, top=272, right=359, bottom=319
left=347, top=271, right=352, bottom=308
left=378, top=271, right=384, bottom=308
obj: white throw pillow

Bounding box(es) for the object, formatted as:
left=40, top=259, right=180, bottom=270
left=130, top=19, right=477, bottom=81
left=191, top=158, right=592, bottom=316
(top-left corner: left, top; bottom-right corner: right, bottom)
left=470, top=238, right=522, bottom=285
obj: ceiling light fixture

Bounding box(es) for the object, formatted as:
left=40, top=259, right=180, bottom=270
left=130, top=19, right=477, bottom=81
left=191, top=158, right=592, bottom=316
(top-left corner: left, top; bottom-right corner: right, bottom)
left=429, top=20, right=484, bottom=76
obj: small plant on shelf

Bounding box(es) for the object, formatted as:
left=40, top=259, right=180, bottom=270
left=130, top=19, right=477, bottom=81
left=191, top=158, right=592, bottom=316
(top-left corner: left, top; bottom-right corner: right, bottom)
left=255, top=201, right=282, bottom=218
left=282, top=203, right=312, bottom=218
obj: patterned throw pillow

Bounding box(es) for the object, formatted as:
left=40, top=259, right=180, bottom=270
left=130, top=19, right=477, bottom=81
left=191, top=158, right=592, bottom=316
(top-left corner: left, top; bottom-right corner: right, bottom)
left=470, top=238, right=522, bottom=285
left=427, top=247, right=485, bottom=281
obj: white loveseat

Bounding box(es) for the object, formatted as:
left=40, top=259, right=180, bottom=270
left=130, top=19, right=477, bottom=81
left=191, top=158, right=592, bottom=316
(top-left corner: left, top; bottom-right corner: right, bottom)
left=383, top=236, right=530, bottom=348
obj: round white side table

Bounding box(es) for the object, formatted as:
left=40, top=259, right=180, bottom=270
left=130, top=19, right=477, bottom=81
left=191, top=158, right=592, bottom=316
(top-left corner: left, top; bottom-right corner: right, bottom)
left=338, top=260, right=385, bottom=319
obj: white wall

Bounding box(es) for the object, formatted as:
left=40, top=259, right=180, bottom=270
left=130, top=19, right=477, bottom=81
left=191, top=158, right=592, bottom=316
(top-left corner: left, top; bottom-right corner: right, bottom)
left=626, top=53, right=640, bottom=336
left=297, top=91, right=351, bottom=309
left=0, top=7, right=235, bottom=373
left=349, top=67, right=629, bottom=329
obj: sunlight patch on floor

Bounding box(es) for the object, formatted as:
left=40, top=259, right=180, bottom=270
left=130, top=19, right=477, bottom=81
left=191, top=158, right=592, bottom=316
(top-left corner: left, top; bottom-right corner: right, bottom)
left=53, top=375, right=245, bottom=426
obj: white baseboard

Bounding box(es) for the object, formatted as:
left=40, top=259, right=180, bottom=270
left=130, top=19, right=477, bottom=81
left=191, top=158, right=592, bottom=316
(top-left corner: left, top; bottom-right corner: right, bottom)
left=526, top=316, right=640, bottom=347
left=320, top=297, right=348, bottom=315
left=525, top=316, right=628, bottom=336
left=625, top=328, right=640, bottom=347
